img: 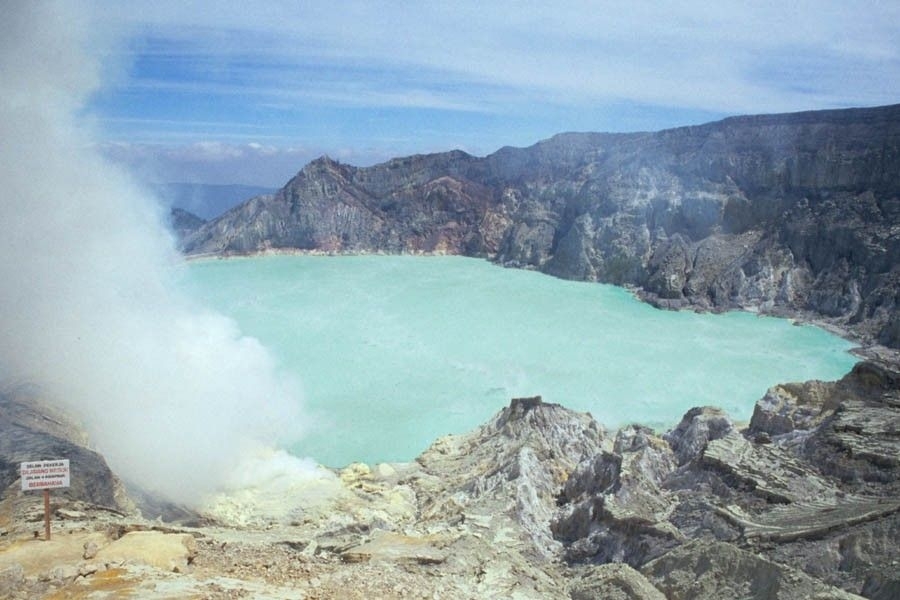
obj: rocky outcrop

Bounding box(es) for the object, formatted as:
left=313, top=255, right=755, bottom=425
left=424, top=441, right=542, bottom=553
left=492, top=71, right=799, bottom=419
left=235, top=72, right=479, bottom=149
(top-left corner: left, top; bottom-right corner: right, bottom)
left=641, top=540, right=867, bottom=600
left=413, top=396, right=606, bottom=559
left=552, top=359, right=900, bottom=598
left=1, top=361, right=897, bottom=598
left=167, top=207, right=205, bottom=242
left=750, top=361, right=900, bottom=487
left=182, top=104, right=900, bottom=347
left=0, top=387, right=132, bottom=512
left=570, top=563, right=667, bottom=600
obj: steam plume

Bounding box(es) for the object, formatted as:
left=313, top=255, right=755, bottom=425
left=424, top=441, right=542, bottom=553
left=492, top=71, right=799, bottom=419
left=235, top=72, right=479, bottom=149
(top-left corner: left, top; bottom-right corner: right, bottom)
left=0, top=2, right=305, bottom=503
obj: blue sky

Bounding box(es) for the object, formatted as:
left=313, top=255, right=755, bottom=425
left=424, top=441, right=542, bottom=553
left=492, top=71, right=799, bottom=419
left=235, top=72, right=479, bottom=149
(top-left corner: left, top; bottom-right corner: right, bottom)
left=86, top=1, right=900, bottom=186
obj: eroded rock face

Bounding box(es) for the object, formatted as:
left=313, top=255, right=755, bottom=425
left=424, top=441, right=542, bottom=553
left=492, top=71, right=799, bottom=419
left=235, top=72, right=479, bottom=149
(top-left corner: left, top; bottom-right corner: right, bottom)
left=552, top=359, right=900, bottom=598
left=414, top=396, right=606, bottom=559
left=1, top=362, right=897, bottom=599
left=183, top=104, right=900, bottom=347
left=0, top=388, right=132, bottom=512
left=641, top=540, right=867, bottom=600
left=554, top=426, right=681, bottom=565
left=801, top=362, right=900, bottom=486
left=749, top=361, right=900, bottom=487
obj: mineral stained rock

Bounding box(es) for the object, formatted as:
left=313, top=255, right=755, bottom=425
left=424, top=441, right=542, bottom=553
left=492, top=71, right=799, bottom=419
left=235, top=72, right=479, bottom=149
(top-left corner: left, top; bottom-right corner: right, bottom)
left=182, top=104, right=900, bottom=348
left=1, top=361, right=897, bottom=598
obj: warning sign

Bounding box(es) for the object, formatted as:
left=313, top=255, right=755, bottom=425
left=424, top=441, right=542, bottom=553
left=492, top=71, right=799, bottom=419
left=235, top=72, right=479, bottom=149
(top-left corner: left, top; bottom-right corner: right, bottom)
left=20, top=459, right=70, bottom=491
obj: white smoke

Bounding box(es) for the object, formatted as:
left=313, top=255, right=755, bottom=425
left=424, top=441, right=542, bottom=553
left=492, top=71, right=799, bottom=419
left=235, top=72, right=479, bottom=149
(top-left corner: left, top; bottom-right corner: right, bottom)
left=0, top=2, right=307, bottom=504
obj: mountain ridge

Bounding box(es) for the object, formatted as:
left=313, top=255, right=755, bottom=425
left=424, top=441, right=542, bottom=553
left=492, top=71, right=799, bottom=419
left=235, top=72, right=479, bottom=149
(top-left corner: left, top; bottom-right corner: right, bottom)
left=181, top=103, right=900, bottom=347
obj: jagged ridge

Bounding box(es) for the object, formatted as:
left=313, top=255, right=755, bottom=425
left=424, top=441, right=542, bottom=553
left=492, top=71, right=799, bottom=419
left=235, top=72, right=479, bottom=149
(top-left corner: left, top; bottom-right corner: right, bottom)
left=2, top=362, right=898, bottom=598
left=181, top=104, right=900, bottom=348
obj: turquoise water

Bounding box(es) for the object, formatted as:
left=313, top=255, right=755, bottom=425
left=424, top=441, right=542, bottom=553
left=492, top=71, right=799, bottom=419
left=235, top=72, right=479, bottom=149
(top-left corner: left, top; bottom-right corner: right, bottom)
left=182, top=255, right=857, bottom=467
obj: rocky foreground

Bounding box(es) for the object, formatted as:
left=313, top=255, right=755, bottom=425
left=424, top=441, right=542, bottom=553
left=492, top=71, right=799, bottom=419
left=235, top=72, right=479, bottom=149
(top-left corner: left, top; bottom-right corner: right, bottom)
left=1, top=359, right=898, bottom=599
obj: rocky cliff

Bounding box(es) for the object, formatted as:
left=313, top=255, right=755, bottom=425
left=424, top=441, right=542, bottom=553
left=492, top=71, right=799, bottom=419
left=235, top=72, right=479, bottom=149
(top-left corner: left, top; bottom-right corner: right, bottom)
left=182, top=104, right=900, bottom=347
left=1, top=362, right=898, bottom=598
left=0, top=387, right=132, bottom=512
left=168, top=207, right=205, bottom=240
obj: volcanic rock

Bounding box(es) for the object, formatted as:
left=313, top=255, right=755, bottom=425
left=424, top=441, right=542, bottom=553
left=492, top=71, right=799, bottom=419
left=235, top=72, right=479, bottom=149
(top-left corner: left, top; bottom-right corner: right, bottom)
left=569, top=562, right=667, bottom=600
left=413, top=395, right=606, bottom=559
left=641, top=540, right=866, bottom=600
left=1, top=362, right=898, bottom=598
left=0, top=387, right=132, bottom=512
left=183, top=104, right=900, bottom=348
left=168, top=207, right=205, bottom=241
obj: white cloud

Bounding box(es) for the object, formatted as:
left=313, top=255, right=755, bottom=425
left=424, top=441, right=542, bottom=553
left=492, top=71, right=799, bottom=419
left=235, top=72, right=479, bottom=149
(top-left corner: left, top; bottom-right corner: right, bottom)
left=95, top=1, right=900, bottom=114
left=81, top=1, right=900, bottom=184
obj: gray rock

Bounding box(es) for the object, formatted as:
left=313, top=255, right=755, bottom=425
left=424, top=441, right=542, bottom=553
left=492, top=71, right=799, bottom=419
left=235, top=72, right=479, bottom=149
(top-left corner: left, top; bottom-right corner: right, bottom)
left=554, top=425, right=681, bottom=565
left=749, top=380, right=837, bottom=437
left=664, top=406, right=733, bottom=466
left=0, top=388, right=132, bottom=511
left=183, top=104, right=900, bottom=348
left=552, top=359, right=899, bottom=598
left=641, top=540, right=867, bottom=600
left=569, top=563, right=666, bottom=600
left=701, top=429, right=837, bottom=504
left=415, top=396, right=605, bottom=558
left=83, top=540, right=100, bottom=560
left=801, top=361, right=900, bottom=485
left=862, top=572, right=900, bottom=600
left=0, top=359, right=897, bottom=598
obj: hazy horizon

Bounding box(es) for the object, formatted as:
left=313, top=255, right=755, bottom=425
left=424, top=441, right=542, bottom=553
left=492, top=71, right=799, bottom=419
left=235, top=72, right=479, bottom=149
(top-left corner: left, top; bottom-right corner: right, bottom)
left=82, top=1, right=900, bottom=187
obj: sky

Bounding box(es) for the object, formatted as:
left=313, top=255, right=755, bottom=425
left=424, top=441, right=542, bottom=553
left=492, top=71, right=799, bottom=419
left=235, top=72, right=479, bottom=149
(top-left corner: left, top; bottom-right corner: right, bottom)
left=83, top=1, right=900, bottom=187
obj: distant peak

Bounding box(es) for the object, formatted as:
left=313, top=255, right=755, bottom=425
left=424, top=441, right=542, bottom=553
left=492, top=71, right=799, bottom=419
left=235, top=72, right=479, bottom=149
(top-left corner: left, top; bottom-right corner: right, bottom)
left=301, top=155, right=349, bottom=176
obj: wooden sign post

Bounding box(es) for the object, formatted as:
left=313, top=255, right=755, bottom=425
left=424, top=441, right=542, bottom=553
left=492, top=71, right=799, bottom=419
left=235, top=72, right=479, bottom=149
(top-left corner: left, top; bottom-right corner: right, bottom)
left=20, top=459, right=70, bottom=541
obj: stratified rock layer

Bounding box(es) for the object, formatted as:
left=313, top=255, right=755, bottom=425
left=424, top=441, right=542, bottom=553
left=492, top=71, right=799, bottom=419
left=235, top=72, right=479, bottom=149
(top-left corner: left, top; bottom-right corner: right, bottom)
left=183, top=104, right=900, bottom=348
left=553, top=360, right=900, bottom=599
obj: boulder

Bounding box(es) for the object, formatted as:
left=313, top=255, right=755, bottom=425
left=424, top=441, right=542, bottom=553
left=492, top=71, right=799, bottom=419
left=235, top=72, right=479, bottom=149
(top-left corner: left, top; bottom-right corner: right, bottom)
left=340, top=530, right=447, bottom=565
left=664, top=406, right=734, bottom=466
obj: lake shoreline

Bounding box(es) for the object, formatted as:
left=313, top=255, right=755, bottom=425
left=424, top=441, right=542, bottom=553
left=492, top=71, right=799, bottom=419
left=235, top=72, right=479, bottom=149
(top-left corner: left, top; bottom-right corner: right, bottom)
left=182, top=247, right=900, bottom=366
left=183, top=250, right=863, bottom=467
